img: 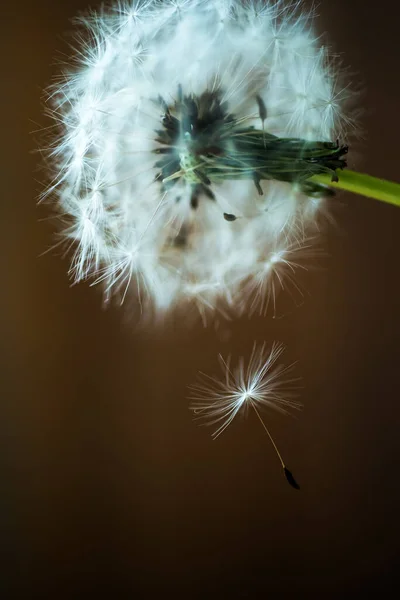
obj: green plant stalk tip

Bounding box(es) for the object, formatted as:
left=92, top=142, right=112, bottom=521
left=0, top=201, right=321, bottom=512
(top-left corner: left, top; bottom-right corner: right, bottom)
left=310, top=170, right=400, bottom=208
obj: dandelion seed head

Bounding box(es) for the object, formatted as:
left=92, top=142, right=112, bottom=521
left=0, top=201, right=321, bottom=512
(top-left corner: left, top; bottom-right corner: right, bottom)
left=44, top=0, right=352, bottom=322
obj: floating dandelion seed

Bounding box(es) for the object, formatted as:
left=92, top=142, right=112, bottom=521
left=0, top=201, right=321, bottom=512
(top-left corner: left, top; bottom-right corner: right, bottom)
left=189, top=342, right=301, bottom=489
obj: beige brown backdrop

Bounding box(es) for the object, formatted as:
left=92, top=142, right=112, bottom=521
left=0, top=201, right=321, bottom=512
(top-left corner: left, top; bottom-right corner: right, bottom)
left=3, top=0, right=400, bottom=597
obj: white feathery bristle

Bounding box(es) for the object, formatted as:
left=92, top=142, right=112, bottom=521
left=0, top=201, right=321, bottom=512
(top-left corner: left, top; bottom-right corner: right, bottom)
left=189, top=341, right=301, bottom=438
left=44, top=0, right=352, bottom=322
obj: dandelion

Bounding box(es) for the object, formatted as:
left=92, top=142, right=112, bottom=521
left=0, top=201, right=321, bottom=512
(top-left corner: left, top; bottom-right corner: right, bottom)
left=189, top=341, right=301, bottom=488
left=43, top=0, right=400, bottom=321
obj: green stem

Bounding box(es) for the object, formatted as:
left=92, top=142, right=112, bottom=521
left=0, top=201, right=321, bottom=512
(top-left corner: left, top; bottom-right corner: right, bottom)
left=310, top=170, right=400, bottom=208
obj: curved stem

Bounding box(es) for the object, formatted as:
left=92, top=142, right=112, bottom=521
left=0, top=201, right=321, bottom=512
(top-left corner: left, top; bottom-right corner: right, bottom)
left=310, top=170, right=400, bottom=208
left=250, top=401, right=285, bottom=469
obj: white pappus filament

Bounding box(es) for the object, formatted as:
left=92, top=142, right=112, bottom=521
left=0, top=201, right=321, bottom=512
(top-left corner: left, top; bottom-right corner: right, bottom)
left=188, top=341, right=301, bottom=438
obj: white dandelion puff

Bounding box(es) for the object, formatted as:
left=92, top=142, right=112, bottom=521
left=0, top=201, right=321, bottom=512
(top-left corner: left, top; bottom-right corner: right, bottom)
left=43, top=0, right=351, bottom=321
left=189, top=341, right=302, bottom=488
left=240, top=235, right=323, bottom=316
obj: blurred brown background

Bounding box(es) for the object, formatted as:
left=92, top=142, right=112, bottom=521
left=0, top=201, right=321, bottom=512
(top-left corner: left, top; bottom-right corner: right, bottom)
left=3, top=0, right=400, bottom=597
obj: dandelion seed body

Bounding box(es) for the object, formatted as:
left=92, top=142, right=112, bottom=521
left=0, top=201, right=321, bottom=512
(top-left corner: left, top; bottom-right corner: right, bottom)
left=44, top=0, right=352, bottom=321
left=189, top=341, right=301, bottom=487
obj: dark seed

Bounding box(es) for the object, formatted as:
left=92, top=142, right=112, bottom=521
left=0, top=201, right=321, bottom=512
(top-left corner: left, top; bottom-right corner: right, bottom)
left=193, top=169, right=211, bottom=186
left=223, top=212, right=237, bottom=222
left=283, top=467, right=300, bottom=490
left=253, top=173, right=264, bottom=195
left=190, top=187, right=199, bottom=209
left=152, top=147, right=173, bottom=154
left=256, top=95, right=267, bottom=123
left=200, top=184, right=215, bottom=201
